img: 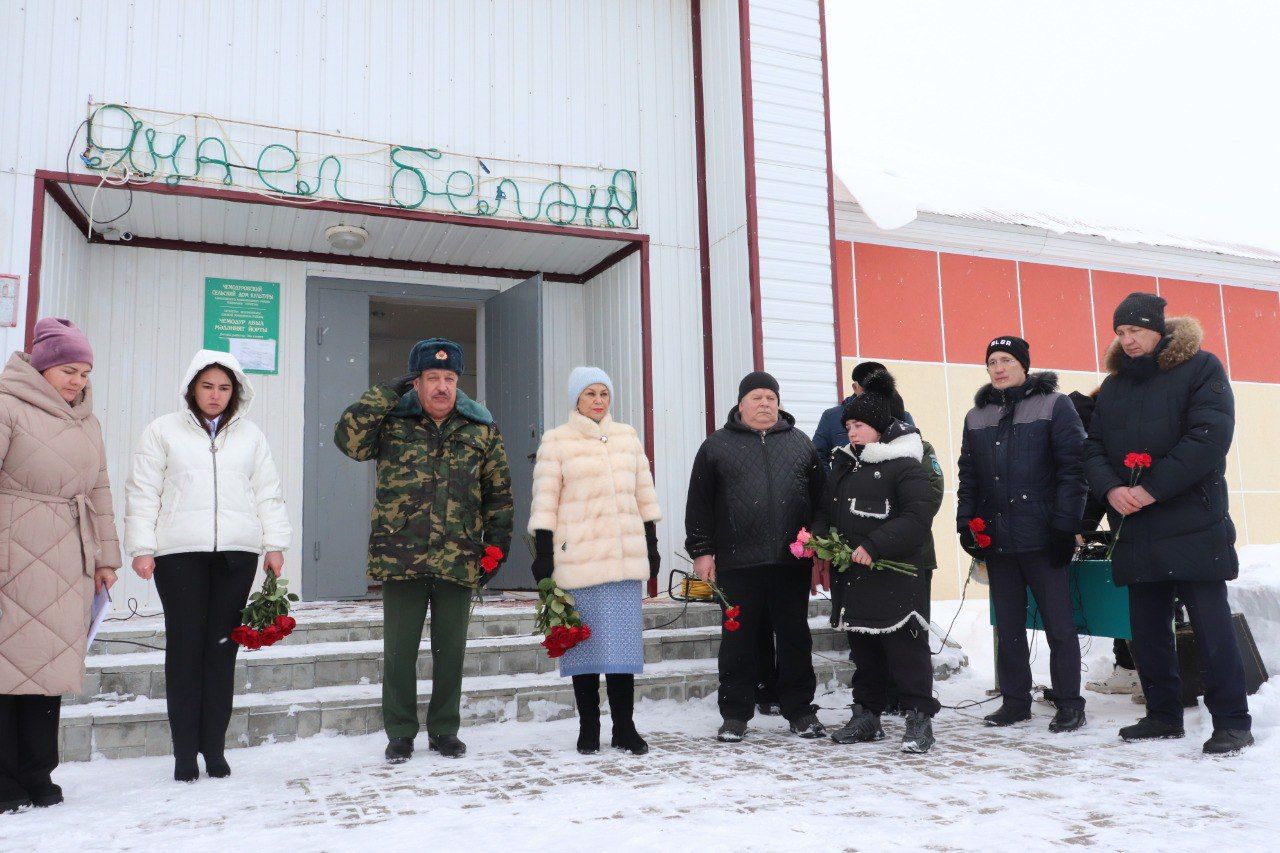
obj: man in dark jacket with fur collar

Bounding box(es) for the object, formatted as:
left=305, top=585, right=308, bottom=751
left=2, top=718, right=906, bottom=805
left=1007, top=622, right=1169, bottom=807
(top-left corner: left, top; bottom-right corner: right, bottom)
left=1084, top=293, right=1251, bottom=755
left=957, top=336, right=1088, bottom=734
left=685, top=371, right=825, bottom=744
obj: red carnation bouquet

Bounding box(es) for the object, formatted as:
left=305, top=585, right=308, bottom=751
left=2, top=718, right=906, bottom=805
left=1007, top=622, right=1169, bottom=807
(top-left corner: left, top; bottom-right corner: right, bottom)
left=480, top=545, right=504, bottom=577
left=1106, top=452, right=1153, bottom=559
left=968, top=517, right=992, bottom=550
left=535, top=578, right=591, bottom=658
left=230, top=572, right=299, bottom=650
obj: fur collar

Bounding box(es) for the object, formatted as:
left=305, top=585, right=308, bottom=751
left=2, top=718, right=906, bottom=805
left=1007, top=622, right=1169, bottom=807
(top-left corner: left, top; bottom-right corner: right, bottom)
left=1103, top=315, right=1203, bottom=375
left=973, top=371, right=1059, bottom=408
left=835, top=429, right=924, bottom=465
left=566, top=411, right=625, bottom=438
left=390, top=389, right=493, bottom=426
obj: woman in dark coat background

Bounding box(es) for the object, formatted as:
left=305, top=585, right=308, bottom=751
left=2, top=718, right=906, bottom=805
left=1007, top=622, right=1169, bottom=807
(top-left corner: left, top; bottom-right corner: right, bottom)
left=812, top=371, right=941, bottom=754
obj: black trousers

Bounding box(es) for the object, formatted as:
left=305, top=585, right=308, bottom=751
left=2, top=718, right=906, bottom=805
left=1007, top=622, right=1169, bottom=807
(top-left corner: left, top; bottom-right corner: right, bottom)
left=987, top=550, right=1084, bottom=712
left=717, top=564, right=816, bottom=723
left=754, top=610, right=779, bottom=705
left=0, top=695, right=61, bottom=798
left=1128, top=579, right=1251, bottom=731
left=849, top=623, right=940, bottom=716
left=153, top=551, right=259, bottom=760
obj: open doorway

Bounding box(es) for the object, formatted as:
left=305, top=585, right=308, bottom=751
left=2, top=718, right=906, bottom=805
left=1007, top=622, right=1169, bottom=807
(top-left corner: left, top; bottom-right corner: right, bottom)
left=369, top=298, right=481, bottom=398
left=302, top=275, right=543, bottom=602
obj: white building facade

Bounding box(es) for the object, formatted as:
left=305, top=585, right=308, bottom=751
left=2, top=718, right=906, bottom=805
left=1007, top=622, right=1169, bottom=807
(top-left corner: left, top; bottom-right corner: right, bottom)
left=1, top=0, right=841, bottom=611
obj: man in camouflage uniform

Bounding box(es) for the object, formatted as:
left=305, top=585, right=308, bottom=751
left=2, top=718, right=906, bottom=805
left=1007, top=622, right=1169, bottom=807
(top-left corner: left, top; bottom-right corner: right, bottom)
left=335, top=337, right=513, bottom=762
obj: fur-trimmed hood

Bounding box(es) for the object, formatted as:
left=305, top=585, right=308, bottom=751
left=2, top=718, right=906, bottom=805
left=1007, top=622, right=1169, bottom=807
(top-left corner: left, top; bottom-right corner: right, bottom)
left=835, top=422, right=924, bottom=465
left=1103, top=315, right=1203, bottom=375
left=974, top=371, right=1059, bottom=408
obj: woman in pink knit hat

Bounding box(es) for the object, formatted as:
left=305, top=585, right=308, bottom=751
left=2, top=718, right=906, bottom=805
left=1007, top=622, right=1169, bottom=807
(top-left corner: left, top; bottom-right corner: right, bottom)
left=0, top=318, right=121, bottom=813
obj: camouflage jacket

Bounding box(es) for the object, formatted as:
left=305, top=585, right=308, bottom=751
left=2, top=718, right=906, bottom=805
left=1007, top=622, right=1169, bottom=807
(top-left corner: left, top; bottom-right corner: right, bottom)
left=334, top=382, right=514, bottom=587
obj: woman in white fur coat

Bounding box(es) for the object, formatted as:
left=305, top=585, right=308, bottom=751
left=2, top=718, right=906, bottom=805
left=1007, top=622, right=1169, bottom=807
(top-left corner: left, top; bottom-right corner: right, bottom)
left=528, top=366, right=661, bottom=756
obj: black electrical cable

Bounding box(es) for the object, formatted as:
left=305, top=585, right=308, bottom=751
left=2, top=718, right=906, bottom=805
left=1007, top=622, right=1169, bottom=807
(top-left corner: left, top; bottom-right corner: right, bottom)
left=64, top=116, right=134, bottom=229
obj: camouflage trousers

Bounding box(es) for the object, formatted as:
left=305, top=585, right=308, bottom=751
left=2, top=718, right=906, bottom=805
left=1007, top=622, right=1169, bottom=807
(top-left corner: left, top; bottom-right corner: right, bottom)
left=382, top=577, right=472, bottom=738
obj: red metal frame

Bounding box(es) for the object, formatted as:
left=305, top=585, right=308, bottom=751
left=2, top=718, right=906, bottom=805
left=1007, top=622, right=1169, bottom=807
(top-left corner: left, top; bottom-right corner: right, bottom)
left=818, top=0, right=843, bottom=396
left=24, top=177, right=47, bottom=349
left=737, top=0, right=765, bottom=372
left=691, top=0, right=718, bottom=435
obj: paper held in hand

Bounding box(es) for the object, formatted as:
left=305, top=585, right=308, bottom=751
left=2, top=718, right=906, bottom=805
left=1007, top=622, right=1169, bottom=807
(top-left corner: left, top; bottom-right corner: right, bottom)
left=86, top=587, right=111, bottom=652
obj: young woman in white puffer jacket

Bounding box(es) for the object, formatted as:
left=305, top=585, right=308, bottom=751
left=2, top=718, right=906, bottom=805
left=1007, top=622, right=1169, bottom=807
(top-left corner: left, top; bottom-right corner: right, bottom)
left=125, top=350, right=291, bottom=783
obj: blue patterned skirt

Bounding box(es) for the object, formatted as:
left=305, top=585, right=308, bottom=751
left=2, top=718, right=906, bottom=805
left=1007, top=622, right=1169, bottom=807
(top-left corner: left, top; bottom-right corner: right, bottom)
left=558, top=579, right=645, bottom=677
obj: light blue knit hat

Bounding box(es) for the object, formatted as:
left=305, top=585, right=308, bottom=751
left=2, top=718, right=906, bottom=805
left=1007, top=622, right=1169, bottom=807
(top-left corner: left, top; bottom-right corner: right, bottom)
left=568, top=366, right=613, bottom=411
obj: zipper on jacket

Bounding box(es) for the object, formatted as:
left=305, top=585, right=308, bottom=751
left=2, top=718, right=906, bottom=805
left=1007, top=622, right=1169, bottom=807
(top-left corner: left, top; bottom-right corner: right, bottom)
left=210, top=433, right=220, bottom=552
left=759, top=431, right=778, bottom=549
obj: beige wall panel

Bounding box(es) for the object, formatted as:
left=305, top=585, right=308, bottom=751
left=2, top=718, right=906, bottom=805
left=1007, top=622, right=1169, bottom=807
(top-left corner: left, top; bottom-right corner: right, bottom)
left=1243, top=493, right=1280, bottom=545
left=1232, top=384, right=1280, bottom=492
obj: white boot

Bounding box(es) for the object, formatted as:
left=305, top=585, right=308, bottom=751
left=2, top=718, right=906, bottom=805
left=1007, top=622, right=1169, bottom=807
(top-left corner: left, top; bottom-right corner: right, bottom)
left=1086, top=666, right=1141, bottom=695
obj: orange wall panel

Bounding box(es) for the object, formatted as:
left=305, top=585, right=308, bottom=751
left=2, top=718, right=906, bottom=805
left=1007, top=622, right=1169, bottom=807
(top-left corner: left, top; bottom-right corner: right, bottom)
left=1092, top=270, right=1158, bottom=364
left=1158, top=278, right=1228, bottom=368
left=1223, top=285, right=1280, bottom=383
left=854, top=243, right=943, bottom=362
left=1018, top=263, right=1096, bottom=372
left=835, top=240, right=856, bottom=356
left=939, top=253, right=1021, bottom=365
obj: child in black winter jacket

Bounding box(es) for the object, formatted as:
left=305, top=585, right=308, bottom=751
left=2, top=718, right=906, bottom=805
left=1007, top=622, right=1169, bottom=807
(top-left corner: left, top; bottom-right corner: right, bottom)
left=811, top=371, right=942, bottom=753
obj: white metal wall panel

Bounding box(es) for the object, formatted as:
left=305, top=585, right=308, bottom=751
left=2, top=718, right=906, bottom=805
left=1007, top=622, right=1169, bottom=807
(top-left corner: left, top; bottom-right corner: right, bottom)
left=36, top=194, right=92, bottom=321
left=698, top=0, right=756, bottom=419
left=748, top=0, right=836, bottom=434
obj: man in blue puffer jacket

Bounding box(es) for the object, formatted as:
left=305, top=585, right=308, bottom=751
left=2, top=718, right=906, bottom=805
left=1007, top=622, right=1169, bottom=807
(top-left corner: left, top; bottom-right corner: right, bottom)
left=813, top=362, right=915, bottom=472
left=957, top=336, right=1088, bottom=733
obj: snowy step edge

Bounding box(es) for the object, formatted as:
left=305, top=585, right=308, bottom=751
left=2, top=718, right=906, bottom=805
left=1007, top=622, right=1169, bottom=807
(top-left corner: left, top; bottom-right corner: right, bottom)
left=70, top=618, right=850, bottom=706
left=88, top=598, right=833, bottom=654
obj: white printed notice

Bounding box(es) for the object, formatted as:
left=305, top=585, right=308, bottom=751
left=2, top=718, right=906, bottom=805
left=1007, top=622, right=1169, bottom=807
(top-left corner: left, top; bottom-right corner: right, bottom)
left=229, top=338, right=278, bottom=374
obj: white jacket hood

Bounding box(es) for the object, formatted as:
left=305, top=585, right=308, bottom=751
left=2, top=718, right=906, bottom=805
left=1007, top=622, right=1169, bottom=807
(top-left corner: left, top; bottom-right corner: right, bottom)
left=179, top=349, right=255, bottom=414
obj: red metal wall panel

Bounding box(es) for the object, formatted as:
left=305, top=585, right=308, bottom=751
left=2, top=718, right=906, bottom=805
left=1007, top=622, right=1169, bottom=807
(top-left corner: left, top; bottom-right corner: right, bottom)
left=1158, top=278, right=1229, bottom=369
left=1223, top=285, right=1280, bottom=383
left=835, top=240, right=857, bottom=356
left=853, top=243, right=943, bottom=362
left=1018, top=262, right=1095, bottom=372
left=939, top=253, right=1020, bottom=365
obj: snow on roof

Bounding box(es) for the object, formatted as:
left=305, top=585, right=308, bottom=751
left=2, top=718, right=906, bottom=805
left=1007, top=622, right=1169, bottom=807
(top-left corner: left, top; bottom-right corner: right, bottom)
left=833, top=167, right=1280, bottom=265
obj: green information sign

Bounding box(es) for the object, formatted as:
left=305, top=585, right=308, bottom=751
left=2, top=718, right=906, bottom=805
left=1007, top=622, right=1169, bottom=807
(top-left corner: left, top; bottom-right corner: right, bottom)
left=203, top=278, right=280, bottom=375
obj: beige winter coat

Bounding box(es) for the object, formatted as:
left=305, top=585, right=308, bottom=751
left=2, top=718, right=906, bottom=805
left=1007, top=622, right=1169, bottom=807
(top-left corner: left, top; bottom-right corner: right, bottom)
left=528, top=412, right=661, bottom=590
left=0, top=352, right=122, bottom=695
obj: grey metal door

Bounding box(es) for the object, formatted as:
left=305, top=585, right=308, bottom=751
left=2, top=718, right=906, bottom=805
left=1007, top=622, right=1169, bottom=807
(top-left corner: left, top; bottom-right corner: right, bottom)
left=303, top=286, right=374, bottom=600
left=483, top=274, right=543, bottom=589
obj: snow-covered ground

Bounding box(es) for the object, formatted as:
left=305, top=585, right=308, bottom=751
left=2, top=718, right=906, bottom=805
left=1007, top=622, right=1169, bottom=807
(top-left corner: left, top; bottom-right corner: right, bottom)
left=6, top=597, right=1276, bottom=851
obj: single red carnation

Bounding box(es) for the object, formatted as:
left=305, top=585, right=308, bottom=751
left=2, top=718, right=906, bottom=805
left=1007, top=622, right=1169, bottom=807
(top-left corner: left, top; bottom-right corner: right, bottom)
left=724, top=619, right=741, bottom=632
left=969, top=518, right=986, bottom=533
left=1136, top=453, right=1152, bottom=468
left=725, top=605, right=741, bottom=619
left=975, top=533, right=992, bottom=549
left=484, top=545, right=504, bottom=560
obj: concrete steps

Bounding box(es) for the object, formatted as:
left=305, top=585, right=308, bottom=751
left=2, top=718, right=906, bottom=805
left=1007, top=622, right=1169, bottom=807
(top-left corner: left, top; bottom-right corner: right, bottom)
left=62, top=597, right=967, bottom=762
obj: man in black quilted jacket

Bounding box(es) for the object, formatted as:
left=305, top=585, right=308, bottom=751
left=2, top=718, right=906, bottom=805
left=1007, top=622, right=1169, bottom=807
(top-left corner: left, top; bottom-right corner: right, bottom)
left=684, top=371, right=826, bottom=744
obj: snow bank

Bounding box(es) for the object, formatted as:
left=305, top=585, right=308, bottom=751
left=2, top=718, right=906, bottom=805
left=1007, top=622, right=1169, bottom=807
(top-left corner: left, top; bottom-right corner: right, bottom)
left=1230, top=544, right=1280, bottom=675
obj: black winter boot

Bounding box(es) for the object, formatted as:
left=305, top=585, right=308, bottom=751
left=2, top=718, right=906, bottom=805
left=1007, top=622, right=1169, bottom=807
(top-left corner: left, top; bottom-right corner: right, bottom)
left=1048, top=707, right=1086, bottom=733
left=606, top=674, right=648, bottom=755
left=173, top=755, right=200, bottom=782
left=983, top=704, right=1033, bottom=727
left=384, top=737, right=414, bottom=764
left=573, top=674, right=601, bottom=755
left=203, top=753, right=231, bottom=778
left=901, top=711, right=935, bottom=753
left=427, top=734, right=467, bottom=759
left=1203, top=729, right=1253, bottom=755
left=830, top=703, right=884, bottom=744
left=1119, top=716, right=1185, bottom=742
